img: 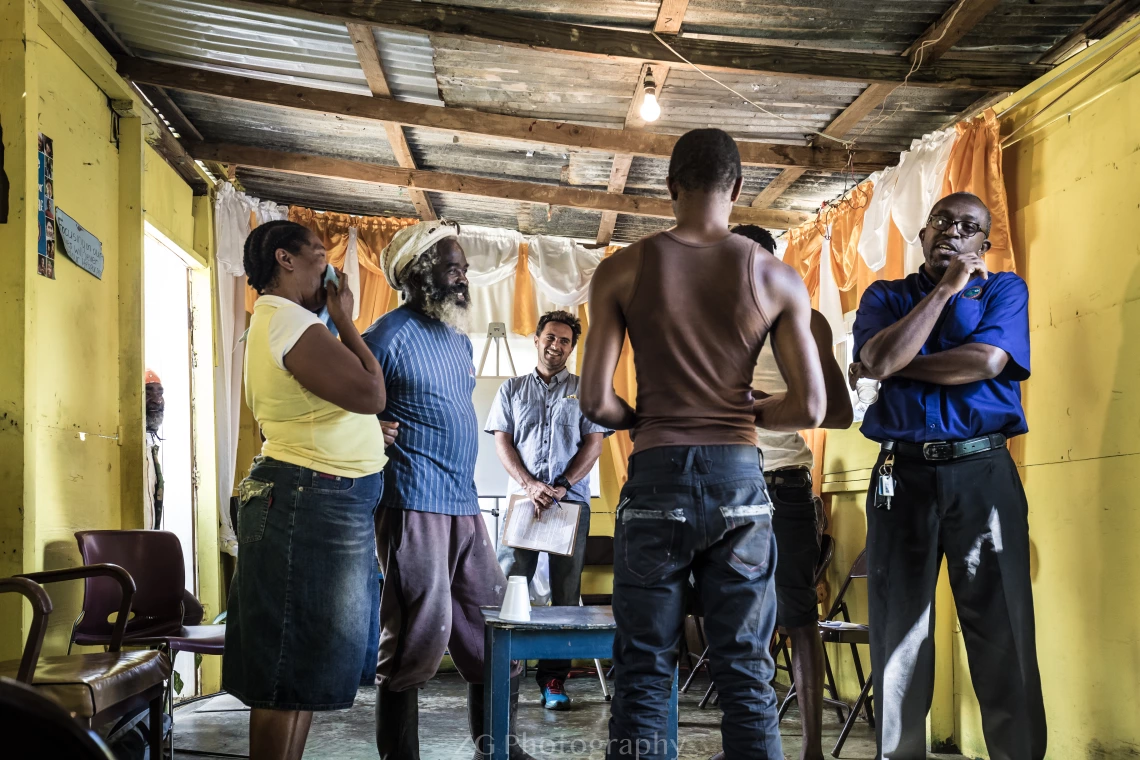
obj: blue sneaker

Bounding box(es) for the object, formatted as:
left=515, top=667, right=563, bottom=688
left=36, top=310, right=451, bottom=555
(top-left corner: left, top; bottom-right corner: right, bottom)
left=539, top=678, right=571, bottom=710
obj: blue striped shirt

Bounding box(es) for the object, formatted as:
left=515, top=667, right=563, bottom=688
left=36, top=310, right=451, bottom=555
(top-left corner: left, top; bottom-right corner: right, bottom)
left=362, top=307, right=480, bottom=516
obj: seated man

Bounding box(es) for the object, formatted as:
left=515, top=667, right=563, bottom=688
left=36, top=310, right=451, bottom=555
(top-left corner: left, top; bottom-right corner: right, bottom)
left=485, top=310, right=610, bottom=711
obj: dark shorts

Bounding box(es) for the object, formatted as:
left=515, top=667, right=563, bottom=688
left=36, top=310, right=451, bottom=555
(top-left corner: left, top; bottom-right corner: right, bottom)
left=223, top=457, right=382, bottom=710
left=769, top=468, right=821, bottom=629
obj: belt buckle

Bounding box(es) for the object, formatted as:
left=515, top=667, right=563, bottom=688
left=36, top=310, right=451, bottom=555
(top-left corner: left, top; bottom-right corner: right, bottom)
left=922, top=442, right=951, bottom=461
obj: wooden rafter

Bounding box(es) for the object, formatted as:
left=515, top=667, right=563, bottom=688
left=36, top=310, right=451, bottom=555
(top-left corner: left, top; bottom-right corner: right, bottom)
left=236, top=0, right=1043, bottom=90
left=346, top=22, right=436, bottom=220
left=117, top=58, right=898, bottom=172
left=752, top=0, right=1003, bottom=211
left=191, top=142, right=813, bottom=229
left=653, top=0, right=690, bottom=34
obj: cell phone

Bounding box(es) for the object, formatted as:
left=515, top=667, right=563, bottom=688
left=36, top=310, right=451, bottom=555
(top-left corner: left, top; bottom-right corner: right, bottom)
left=324, top=264, right=339, bottom=288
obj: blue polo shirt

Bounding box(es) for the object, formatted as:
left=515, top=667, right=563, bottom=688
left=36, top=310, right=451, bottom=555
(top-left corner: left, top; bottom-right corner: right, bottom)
left=362, top=307, right=480, bottom=516
left=853, top=269, right=1030, bottom=444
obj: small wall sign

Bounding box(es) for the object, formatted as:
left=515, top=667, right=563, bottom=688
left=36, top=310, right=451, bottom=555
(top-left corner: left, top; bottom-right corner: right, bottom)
left=55, top=208, right=104, bottom=279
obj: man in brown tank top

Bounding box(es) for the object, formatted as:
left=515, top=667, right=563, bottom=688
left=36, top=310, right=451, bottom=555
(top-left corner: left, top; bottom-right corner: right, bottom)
left=581, top=128, right=826, bottom=760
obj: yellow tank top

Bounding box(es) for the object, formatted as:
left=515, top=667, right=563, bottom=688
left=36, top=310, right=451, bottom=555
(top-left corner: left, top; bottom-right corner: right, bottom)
left=245, top=296, right=387, bottom=478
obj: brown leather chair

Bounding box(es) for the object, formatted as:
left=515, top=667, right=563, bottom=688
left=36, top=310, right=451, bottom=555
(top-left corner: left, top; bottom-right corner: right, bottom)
left=0, top=565, right=169, bottom=757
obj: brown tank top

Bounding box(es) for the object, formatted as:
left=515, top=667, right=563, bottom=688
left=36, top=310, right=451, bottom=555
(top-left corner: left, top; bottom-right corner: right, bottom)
left=624, top=230, right=772, bottom=453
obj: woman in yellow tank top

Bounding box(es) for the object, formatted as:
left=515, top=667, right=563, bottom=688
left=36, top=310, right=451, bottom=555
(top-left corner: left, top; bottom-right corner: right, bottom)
left=223, top=221, right=388, bottom=760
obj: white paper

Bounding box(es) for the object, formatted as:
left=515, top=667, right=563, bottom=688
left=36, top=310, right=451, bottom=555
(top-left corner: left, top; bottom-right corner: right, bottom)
left=502, top=495, right=581, bottom=556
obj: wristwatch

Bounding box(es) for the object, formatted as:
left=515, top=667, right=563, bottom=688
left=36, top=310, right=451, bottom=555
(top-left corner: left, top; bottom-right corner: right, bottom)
left=553, top=475, right=572, bottom=491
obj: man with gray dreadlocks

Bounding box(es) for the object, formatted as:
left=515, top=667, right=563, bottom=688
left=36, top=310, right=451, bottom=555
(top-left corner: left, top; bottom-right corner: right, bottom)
left=363, top=222, right=534, bottom=760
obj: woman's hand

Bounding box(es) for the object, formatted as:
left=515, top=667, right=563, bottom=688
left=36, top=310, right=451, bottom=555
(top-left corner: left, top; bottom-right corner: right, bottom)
left=380, top=421, right=399, bottom=447
left=325, top=268, right=354, bottom=325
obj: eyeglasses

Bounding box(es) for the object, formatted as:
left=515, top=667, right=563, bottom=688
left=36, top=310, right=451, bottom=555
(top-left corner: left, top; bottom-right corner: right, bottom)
left=927, top=215, right=988, bottom=237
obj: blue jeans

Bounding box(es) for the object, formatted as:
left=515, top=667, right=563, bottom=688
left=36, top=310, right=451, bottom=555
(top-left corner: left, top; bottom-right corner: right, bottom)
left=608, top=445, right=782, bottom=760
left=223, top=457, right=382, bottom=710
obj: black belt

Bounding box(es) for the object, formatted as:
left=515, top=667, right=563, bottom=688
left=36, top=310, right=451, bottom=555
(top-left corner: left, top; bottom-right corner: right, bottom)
left=883, top=434, right=1006, bottom=462
left=765, top=467, right=812, bottom=488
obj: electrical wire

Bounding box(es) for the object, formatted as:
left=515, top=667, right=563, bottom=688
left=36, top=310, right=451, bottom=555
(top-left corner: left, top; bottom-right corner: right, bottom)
left=649, top=32, right=853, bottom=148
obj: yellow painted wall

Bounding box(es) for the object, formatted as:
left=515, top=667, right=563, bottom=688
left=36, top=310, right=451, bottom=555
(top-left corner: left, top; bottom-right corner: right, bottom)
left=981, top=21, right=1140, bottom=760
left=817, top=20, right=1140, bottom=758
left=144, top=144, right=196, bottom=258
left=0, top=0, right=220, bottom=692
left=29, top=27, right=126, bottom=653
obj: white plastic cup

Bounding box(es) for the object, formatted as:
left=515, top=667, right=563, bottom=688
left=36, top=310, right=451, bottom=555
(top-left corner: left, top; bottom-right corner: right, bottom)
left=499, top=576, right=532, bottom=622
left=856, top=378, right=880, bottom=407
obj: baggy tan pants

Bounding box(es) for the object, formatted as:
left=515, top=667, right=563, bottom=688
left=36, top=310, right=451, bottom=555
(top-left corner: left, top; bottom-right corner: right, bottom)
left=375, top=508, right=521, bottom=691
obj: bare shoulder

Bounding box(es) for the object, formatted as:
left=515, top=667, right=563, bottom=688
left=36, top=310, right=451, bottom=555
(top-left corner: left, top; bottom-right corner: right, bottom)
left=753, top=253, right=809, bottom=311
left=591, top=241, right=642, bottom=304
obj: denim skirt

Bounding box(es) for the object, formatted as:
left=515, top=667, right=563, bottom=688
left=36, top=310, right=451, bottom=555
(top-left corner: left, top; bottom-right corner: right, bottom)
left=223, top=456, right=382, bottom=710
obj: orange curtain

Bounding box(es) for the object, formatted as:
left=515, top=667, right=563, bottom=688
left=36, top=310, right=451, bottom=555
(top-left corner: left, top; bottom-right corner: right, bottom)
left=244, top=207, right=418, bottom=330
left=782, top=180, right=907, bottom=313
left=344, top=213, right=419, bottom=331
left=511, top=242, right=538, bottom=336
left=941, top=109, right=1016, bottom=274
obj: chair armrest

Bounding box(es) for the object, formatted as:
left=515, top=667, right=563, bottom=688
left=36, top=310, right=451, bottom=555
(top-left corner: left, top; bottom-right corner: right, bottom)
left=19, top=564, right=136, bottom=652
left=0, top=578, right=53, bottom=683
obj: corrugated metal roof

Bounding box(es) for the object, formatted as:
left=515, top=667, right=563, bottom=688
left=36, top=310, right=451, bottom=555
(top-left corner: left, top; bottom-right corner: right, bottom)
left=432, top=39, right=641, bottom=128
left=957, top=0, right=1118, bottom=63
left=681, top=0, right=952, bottom=53
left=91, top=0, right=442, bottom=103
left=651, top=70, right=866, bottom=144
left=236, top=167, right=420, bottom=218
left=88, top=0, right=1120, bottom=241
left=170, top=91, right=400, bottom=164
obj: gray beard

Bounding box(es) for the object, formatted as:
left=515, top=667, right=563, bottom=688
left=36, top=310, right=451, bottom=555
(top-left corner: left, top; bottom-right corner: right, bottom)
left=421, top=294, right=471, bottom=333
left=146, top=411, right=163, bottom=433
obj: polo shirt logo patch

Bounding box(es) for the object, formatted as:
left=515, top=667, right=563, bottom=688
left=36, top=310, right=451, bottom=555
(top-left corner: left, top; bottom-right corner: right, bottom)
left=963, top=286, right=983, bottom=300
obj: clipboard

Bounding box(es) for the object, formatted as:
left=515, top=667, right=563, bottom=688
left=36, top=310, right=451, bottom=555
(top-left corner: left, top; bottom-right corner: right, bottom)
left=502, top=493, right=582, bottom=556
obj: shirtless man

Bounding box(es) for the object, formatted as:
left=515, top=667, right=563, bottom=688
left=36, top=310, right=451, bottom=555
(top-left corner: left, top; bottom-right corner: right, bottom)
left=581, top=128, right=826, bottom=760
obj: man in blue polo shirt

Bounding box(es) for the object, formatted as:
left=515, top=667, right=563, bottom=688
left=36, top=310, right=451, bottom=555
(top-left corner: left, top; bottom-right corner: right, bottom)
left=364, top=222, right=534, bottom=760
left=851, top=192, right=1046, bottom=760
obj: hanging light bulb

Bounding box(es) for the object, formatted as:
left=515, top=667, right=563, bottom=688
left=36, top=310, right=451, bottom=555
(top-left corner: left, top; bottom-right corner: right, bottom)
left=639, top=72, right=661, bottom=123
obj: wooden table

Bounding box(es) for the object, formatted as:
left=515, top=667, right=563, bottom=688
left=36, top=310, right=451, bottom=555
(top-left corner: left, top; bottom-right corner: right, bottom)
left=482, top=606, right=678, bottom=760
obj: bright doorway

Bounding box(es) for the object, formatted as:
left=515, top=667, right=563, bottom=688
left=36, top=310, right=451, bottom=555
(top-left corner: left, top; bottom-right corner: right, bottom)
left=144, top=222, right=201, bottom=698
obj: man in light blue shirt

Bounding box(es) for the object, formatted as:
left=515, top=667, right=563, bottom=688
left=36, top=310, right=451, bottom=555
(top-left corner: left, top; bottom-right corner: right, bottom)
left=484, top=310, right=610, bottom=710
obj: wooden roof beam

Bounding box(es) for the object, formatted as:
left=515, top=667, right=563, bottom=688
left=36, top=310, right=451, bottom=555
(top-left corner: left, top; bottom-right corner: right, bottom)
left=654, top=0, right=690, bottom=34
left=346, top=22, right=437, bottom=220
left=117, top=58, right=898, bottom=172
left=236, top=0, right=1043, bottom=91
left=190, top=142, right=813, bottom=229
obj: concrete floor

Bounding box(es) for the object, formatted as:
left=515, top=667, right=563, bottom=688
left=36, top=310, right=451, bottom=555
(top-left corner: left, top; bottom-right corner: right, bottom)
left=173, top=672, right=967, bottom=759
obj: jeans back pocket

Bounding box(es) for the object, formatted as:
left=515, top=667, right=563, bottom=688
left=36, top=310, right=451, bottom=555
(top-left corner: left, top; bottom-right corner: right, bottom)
left=237, top=478, right=274, bottom=544
left=719, top=503, right=774, bottom=581
left=617, top=493, right=687, bottom=583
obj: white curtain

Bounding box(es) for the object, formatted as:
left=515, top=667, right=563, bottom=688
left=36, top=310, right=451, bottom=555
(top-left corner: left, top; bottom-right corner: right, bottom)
left=461, top=226, right=523, bottom=288
left=344, top=227, right=362, bottom=321
left=890, top=128, right=958, bottom=274
left=858, top=168, right=896, bottom=272
left=857, top=126, right=959, bottom=275
left=213, top=183, right=285, bottom=556
left=527, top=236, right=604, bottom=307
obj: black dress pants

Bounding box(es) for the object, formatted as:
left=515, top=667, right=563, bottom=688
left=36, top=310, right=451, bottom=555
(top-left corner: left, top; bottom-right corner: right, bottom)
left=866, top=446, right=1046, bottom=760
